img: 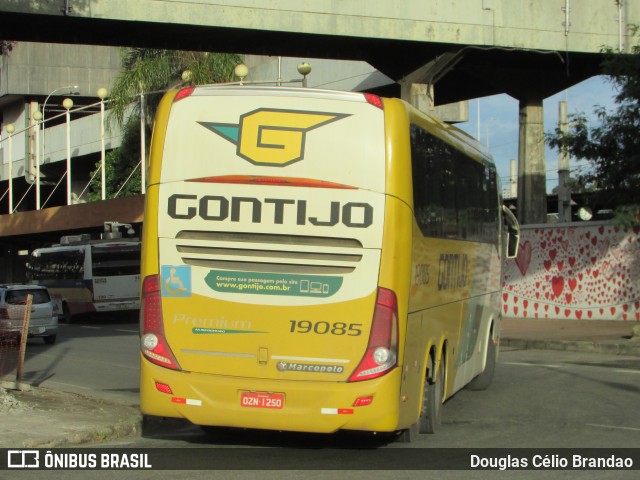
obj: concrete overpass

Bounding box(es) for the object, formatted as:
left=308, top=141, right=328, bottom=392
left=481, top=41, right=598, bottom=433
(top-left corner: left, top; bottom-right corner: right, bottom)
left=0, top=0, right=637, bottom=235
left=1, top=0, right=636, bottom=104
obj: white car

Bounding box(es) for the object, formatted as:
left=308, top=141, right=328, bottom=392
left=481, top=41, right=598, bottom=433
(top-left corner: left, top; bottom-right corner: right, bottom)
left=0, top=285, right=58, bottom=345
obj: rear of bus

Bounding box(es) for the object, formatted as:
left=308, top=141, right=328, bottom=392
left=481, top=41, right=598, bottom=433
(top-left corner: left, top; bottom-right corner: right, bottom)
left=140, top=86, right=412, bottom=434
left=91, top=242, right=141, bottom=313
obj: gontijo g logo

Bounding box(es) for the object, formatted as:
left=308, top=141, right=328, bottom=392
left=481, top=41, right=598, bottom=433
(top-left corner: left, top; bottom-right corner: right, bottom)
left=198, top=108, right=350, bottom=166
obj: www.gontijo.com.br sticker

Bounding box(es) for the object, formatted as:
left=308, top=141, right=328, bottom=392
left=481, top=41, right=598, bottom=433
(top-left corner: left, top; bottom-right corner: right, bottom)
left=205, top=270, right=343, bottom=297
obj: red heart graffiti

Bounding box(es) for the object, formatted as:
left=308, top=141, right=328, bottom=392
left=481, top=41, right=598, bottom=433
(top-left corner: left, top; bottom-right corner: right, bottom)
left=601, top=261, right=614, bottom=280
left=551, top=276, right=564, bottom=298
left=515, top=240, right=532, bottom=276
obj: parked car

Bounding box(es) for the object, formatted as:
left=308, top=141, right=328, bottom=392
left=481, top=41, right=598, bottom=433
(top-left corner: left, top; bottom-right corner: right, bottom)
left=0, top=285, right=58, bottom=345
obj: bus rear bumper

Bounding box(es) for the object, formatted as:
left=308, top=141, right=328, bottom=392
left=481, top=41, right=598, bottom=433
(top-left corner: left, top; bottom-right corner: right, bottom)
left=140, top=357, right=405, bottom=434
left=94, top=300, right=140, bottom=312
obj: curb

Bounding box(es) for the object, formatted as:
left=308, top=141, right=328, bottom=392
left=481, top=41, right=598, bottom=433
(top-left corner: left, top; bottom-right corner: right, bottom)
left=21, top=413, right=143, bottom=448
left=0, top=385, right=143, bottom=449
left=501, top=338, right=640, bottom=357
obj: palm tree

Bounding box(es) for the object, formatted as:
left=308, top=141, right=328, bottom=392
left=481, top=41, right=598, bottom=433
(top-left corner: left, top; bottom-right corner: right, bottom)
left=88, top=49, right=241, bottom=200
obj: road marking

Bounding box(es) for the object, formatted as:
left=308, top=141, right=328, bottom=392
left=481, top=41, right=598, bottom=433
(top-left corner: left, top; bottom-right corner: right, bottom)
left=502, top=362, right=561, bottom=368
left=504, top=362, right=640, bottom=375
left=587, top=423, right=640, bottom=432
left=116, top=329, right=138, bottom=333
left=45, top=380, right=93, bottom=391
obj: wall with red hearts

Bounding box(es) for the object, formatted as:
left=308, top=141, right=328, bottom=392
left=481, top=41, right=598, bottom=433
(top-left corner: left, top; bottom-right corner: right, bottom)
left=502, top=222, right=640, bottom=320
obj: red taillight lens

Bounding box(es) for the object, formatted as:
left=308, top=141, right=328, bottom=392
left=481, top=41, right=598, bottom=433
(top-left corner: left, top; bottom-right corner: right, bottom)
left=155, top=381, right=173, bottom=395
left=141, top=275, right=181, bottom=370
left=364, top=93, right=384, bottom=110
left=174, top=86, right=195, bottom=102
left=348, top=288, right=399, bottom=382
left=353, top=396, right=374, bottom=407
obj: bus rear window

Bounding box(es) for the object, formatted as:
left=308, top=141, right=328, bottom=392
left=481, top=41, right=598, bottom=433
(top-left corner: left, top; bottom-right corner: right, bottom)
left=91, top=245, right=141, bottom=277
left=5, top=289, right=51, bottom=305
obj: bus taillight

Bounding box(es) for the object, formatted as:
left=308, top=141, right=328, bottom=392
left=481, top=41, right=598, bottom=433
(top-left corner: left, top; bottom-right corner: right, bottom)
left=348, top=287, right=398, bottom=382
left=173, top=86, right=195, bottom=102
left=364, top=93, right=384, bottom=110
left=141, top=275, right=181, bottom=370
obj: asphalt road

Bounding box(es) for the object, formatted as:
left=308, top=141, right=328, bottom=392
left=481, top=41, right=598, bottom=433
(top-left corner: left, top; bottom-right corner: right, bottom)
left=2, top=316, right=639, bottom=479
left=0, top=315, right=140, bottom=406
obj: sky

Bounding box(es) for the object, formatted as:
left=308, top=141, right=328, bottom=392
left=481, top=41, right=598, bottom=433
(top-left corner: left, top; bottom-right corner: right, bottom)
left=457, top=76, right=619, bottom=196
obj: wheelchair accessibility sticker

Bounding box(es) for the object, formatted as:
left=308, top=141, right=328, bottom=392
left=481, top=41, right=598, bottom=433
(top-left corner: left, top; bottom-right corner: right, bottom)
left=162, top=265, right=192, bottom=297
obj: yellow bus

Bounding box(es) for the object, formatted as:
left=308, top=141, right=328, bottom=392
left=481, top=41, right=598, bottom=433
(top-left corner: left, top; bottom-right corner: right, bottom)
left=139, top=86, right=519, bottom=441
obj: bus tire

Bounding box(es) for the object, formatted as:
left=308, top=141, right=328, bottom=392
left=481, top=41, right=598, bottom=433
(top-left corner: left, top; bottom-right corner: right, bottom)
left=396, top=421, right=419, bottom=443
left=43, top=334, right=57, bottom=345
left=420, top=354, right=444, bottom=434
left=60, top=303, right=72, bottom=324
left=466, top=333, right=497, bottom=391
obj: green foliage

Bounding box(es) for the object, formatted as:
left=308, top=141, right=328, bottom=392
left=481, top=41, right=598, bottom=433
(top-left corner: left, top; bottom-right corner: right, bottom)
left=97, top=49, right=242, bottom=199
left=611, top=205, right=640, bottom=229
left=1, top=40, right=16, bottom=55
left=87, top=119, right=142, bottom=201
left=546, top=42, right=640, bottom=225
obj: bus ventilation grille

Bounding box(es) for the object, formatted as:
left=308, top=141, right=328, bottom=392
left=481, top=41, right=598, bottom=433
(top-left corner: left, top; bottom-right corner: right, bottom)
left=174, top=231, right=363, bottom=275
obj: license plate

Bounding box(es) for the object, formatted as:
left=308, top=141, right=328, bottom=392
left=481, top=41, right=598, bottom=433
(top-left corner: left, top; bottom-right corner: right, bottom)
left=240, top=391, right=284, bottom=409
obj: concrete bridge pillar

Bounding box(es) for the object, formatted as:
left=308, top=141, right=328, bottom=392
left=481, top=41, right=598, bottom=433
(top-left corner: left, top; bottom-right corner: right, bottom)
left=401, top=82, right=436, bottom=116
left=517, top=98, right=547, bottom=225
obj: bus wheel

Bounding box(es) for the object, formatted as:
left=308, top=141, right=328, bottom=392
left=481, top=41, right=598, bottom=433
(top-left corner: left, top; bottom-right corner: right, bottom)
left=60, top=303, right=72, bottom=324
left=396, top=421, right=419, bottom=443
left=466, top=334, right=497, bottom=391
left=420, top=354, right=444, bottom=434
left=43, top=334, right=57, bottom=345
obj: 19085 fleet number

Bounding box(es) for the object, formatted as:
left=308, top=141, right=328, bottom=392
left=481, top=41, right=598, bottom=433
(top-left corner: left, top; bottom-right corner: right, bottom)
left=289, top=320, right=362, bottom=336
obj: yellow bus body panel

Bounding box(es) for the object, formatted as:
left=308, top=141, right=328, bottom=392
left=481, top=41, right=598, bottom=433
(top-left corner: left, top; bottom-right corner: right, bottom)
left=140, top=87, right=503, bottom=436
left=141, top=358, right=403, bottom=433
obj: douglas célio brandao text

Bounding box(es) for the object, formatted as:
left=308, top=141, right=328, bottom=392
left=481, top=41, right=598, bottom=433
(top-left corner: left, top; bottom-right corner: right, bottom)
left=470, top=453, right=635, bottom=470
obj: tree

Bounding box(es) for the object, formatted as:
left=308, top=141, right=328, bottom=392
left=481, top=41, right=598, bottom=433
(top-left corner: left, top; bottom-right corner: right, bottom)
left=546, top=42, right=640, bottom=226
left=1, top=40, right=16, bottom=55
left=88, top=49, right=242, bottom=200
